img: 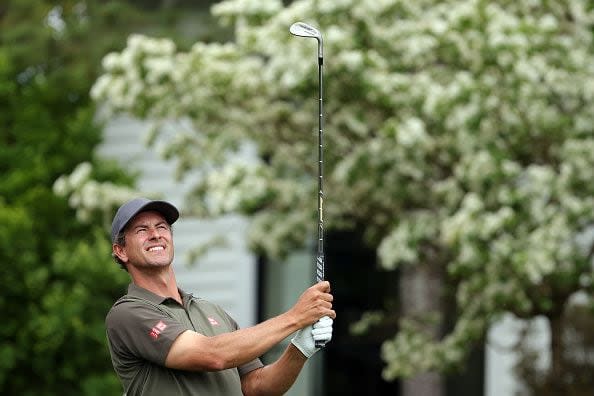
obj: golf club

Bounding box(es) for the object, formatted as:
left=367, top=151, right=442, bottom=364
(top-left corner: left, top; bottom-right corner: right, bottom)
left=289, top=21, right=328, bottom=348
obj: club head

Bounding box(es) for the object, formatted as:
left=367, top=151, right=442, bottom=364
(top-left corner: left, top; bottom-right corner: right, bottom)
left=289, top=22, right=323, bottom=60
left=290, top=22, right=321, bottom=40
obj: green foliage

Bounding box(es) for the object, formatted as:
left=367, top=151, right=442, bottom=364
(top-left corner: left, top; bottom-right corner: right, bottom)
left=0, top=0, right=220, bottom=394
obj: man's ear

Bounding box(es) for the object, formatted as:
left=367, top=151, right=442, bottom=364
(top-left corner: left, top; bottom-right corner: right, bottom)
left=113, top=244, right=128, bottom=263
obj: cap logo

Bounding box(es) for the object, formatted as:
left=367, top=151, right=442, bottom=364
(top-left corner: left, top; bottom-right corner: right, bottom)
left=208, top=317, right=219, bottom=326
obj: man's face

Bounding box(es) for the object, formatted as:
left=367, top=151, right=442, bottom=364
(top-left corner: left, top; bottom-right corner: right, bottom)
left=114, top=210, right=174, bottom=269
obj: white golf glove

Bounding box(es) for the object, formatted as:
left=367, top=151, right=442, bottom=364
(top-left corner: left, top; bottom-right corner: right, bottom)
left=291, top=316, right=333, bottom=358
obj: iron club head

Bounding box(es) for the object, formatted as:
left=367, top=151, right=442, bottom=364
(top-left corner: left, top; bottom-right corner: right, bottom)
left=289, top=21, right=323, bottom=60
left=290, top=22, right=321, bottom=39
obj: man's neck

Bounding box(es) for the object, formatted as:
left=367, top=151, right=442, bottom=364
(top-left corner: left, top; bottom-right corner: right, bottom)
left=130, top=266, right=182, bottom=304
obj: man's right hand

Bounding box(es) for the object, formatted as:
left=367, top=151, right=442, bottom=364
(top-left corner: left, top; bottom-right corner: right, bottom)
left=289, top=281, right=335, bottom=328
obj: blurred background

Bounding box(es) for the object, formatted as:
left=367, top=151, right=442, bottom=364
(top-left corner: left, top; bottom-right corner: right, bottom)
left=3, top=1, right=594, bottom=395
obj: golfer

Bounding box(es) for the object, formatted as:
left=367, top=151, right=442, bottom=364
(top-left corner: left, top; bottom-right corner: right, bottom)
left=106, top=197, right=335, bottom=395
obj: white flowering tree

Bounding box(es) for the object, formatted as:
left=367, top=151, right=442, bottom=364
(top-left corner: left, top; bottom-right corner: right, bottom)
left=85, top=0, right=594, bottom=389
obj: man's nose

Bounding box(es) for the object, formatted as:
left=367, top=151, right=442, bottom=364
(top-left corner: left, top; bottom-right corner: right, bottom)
left=147, top=227, right=161, bottom=238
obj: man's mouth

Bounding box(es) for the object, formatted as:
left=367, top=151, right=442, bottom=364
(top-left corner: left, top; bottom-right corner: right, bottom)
left=147, top=246, right=165, bottom=252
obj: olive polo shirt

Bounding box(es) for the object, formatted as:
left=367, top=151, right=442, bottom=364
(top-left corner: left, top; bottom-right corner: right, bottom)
left=106, top=284, right=263, bottom=396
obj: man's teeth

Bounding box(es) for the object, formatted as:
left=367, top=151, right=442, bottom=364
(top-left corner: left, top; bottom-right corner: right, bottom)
left=149, top=246, right=164, bottom=252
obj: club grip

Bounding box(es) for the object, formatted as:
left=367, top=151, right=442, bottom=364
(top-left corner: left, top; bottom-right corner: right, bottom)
left=315, top=254, right=326, bottom=349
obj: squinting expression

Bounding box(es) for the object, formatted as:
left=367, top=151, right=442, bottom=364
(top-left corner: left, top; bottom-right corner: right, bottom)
left=119, top=211, right=174, bottom=269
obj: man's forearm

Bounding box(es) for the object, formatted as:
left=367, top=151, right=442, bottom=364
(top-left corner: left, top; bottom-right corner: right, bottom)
left=241, top=344, right=308, bottom=396
left=207, top=312, right=302, bottom=368
left=166, top=311, right=301, bottom=371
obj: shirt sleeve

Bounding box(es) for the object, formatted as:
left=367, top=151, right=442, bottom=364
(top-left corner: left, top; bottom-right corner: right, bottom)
left=106, top=300, right=187, bottom=366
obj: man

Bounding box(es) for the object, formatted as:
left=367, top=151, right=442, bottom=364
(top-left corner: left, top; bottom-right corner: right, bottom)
left=106, top=197, right=335, bottom=395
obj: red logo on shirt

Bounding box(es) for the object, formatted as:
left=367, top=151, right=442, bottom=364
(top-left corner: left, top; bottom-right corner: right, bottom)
left=208, top=317, right=219, bottom=326
left=149, top=320, right=167, bottom=340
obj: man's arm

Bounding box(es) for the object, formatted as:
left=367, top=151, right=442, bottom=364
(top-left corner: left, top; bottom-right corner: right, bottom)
left=240, top=343, right=307, bottom=396
left=240, top=317, right=333, bottom=396
left=164, top=281, right=334, bottom=371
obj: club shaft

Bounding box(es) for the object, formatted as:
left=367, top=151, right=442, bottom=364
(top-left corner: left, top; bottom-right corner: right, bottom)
left=316, top=57, right=324, bottom=284
left=315, top=47, right=327, bottom=349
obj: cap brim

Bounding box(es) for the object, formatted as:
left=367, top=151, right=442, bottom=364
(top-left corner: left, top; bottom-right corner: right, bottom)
left=111, top=198, right=179, bottom=242
left=137, top=201, right=179, bottom=226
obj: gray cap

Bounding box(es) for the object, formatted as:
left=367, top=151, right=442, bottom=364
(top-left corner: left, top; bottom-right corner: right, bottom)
left=111, top=197, right=179, bottom=243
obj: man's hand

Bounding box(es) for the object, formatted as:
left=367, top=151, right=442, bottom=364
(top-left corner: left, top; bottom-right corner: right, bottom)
left=288, top=281, right=335, bottom=328
left=291, top=316, right=333, bottom=358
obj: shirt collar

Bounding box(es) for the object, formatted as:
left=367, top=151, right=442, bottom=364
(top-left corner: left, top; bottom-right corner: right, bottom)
left=127, top=283, right=193, bottom=305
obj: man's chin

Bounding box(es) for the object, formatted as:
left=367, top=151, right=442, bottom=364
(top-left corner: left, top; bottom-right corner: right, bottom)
left=140, top=259, right=172, bottom=269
